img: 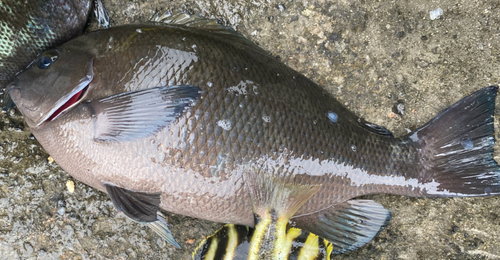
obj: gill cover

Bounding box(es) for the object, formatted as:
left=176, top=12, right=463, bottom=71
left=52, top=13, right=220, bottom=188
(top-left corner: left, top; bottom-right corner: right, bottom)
left=9, top=48, right=93, bottom=127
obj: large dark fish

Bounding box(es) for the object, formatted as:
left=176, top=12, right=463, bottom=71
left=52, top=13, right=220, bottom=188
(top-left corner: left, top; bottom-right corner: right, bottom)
left=7, top=16, right=500, bottom=255
left=0, top=0, right=91, bottom=109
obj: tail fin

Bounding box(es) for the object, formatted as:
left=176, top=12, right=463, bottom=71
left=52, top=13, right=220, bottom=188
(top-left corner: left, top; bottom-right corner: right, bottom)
left=408, top=86, right=500, bottom=196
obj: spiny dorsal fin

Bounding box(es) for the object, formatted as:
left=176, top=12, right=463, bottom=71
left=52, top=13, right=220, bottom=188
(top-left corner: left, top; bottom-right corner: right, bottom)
left=151, top=13, right=274, bottom=59
left=152, top=13, right=235, bottom=33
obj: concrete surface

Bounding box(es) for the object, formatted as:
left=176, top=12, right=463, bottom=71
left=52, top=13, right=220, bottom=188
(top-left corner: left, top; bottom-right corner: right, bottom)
left=0, top=0, right=499, bottom=259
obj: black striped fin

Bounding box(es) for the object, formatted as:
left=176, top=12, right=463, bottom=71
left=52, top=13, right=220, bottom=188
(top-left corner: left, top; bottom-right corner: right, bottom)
left=291, top=199, right=391, bottom=254
left=194, top=220, right=332, bottom=259
left=193, top=224, right=253, bottom=260
left=194, top=223, right=336, bottom=260
left=288, top=228, right=333, bottom=260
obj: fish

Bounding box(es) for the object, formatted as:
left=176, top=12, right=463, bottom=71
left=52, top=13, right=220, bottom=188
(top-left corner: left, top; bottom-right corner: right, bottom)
left=193, top=224, right=336, bottom=260
left=0, top=0, right=92, bottom=110
left=7, top=15, right=500, bottom=255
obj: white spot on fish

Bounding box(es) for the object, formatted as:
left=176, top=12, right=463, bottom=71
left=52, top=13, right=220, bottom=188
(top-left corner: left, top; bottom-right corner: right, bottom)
left=217, top=120, right=232, bottom=130
left=351, top=145, right=357, bottom=152
left=253, top=85, right=258, bottom=94
left=136, top=28, right=142, bottom=33
left=461, top=138, right=473, bottom=149
left=409, top=131, right=420, bottom=142
left=228, top=80, right=258, bottom=95
left=327, top=112, right=338, bottom=123
left=437, top=136, right=493, bottom=157
left=262, top=116, right=271, bottom=123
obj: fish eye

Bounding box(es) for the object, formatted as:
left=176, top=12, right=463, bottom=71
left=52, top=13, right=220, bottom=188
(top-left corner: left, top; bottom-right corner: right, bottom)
left=38, top=56, right=53, bottom=69
left=37, top=51, right=59, bottom=69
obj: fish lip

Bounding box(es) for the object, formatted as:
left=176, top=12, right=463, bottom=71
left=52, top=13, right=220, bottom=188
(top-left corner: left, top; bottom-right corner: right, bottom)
left=36, top=60, right=94, bottom=127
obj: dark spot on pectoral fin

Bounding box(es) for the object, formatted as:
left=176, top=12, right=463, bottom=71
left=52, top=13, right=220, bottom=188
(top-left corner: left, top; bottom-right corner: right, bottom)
left=91, top=85, right=201, bottom=142
left=105, top=183, right=161, bottom=223
left=291, top=199, right=391, bottom=254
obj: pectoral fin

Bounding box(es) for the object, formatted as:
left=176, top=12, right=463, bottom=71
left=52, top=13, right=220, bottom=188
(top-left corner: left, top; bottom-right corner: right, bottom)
left=91, top=85, right=200, bottom=142
left=292, top=199, right=392, bottom=254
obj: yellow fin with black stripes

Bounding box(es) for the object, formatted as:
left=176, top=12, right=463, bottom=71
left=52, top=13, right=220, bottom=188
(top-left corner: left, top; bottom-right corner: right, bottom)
left=192, top=224, right=253, bottom=260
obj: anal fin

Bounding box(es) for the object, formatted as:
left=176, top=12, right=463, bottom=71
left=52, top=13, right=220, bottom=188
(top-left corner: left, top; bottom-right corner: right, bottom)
left=291, top=199, right=391, bottom=254
left=244, top=172, right=320, bottom=220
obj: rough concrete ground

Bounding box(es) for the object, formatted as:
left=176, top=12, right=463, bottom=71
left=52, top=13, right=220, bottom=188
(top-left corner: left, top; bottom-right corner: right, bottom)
left=1, top=0, right=500, bottom=259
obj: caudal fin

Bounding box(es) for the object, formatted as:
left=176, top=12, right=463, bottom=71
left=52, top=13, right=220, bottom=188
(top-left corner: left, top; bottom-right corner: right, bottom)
left=409, top=86, right=500, bottom=196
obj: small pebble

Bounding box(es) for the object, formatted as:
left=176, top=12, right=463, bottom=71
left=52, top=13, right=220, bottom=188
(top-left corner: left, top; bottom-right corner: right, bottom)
left=66, top=180, right=75, bottom=193
left=430, top=8, right=443, bottom=20
left=47, top=156, right=54, bottom=164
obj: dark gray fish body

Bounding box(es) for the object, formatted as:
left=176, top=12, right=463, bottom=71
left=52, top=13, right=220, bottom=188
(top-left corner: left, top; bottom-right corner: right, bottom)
left=0, top=0, right=91, bottom=104
left=8, top=21, right=500, bottom=253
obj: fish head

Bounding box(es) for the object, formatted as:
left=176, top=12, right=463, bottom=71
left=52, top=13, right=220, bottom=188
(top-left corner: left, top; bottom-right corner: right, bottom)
left=9, top=47, right=94, bottom=128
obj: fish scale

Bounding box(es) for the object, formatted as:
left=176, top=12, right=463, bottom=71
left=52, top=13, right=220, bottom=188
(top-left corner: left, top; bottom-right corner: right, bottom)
left=8, top=19, right=500, bottom=255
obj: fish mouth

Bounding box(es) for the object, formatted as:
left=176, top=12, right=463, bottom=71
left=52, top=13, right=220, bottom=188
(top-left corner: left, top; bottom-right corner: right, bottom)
left=37, top=74, right=92, bottom=127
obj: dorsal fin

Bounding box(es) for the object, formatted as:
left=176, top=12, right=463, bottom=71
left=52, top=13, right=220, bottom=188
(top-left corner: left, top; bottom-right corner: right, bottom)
left=358, top=118, right=394, bottom=137
left=152, top=13, right=236, bottom=34
left=151, top=13, right=274, bottom=59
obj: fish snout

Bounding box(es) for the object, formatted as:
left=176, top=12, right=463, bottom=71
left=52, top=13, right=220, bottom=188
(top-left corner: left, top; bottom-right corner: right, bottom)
left=7, top=79, right=47, bottom=127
